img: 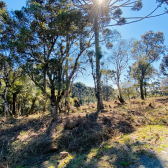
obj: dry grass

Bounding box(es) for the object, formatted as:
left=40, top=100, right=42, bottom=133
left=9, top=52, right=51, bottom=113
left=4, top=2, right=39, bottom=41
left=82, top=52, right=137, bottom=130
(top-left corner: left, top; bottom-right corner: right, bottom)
left=0, top=97, right=168, bottom=167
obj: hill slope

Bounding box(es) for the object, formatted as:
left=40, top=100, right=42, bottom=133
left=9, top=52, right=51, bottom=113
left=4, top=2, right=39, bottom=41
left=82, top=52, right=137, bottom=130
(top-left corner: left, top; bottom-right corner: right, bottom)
left=0, top=97, right=168, bottom=168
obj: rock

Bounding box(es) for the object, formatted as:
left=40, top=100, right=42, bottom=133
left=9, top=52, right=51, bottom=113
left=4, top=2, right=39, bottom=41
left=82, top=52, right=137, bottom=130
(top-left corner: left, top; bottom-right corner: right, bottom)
left=64, top=119, right=78, bottom=129
left=44, top=144, right=58, bottom=153
left=59, top=152, right=69, bottom=159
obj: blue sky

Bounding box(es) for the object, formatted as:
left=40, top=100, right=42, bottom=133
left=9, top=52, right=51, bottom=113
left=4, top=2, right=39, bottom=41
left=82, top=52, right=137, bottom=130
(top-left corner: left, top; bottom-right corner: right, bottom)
left=3, top=0, right=168, bottom=87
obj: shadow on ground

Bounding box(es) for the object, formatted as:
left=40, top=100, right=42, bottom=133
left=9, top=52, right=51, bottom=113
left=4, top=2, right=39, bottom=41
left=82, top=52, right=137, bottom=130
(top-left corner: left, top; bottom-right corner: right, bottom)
left=0, top=107, right=168, bottom=168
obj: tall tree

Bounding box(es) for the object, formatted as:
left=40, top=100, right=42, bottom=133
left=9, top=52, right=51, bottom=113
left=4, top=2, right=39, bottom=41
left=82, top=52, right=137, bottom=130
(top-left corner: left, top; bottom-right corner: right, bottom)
left=131, top=31, right=165, bottom=99
left=72, top=0, right=148, bottom=110
left=107, top=38, right=134, bottom=103
left=129, top=58, right=157, bottom=100
left=121, top=79, right=137, bottom=101
left=160, top=54, right=168, bottom=76
left=15, top=0, right=91, bottom=118
left=161, top=77, right=168, bottom=95
left=70, top=0, right=166, bottom=110
left=0, top=1, right=22, bottom=116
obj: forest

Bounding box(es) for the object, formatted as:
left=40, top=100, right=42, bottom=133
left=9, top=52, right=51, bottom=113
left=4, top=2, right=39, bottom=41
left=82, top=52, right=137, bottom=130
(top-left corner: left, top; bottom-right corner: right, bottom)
left=1, top=0, right=168, bottom=168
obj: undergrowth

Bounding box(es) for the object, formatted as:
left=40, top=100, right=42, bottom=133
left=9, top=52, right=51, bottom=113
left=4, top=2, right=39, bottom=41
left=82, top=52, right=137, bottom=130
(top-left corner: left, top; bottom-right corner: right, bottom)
left=0, top=97, right=168, bottom=168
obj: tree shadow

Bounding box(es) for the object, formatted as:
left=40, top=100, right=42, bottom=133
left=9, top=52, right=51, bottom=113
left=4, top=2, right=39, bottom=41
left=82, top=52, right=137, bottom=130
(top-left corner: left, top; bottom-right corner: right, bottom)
left=65, top=140, right=165, bottom=168
left=32, top=111, right=138, bottom=167
left=1, top=110, right=167, bottom=168
left=155, top=97, right=168, bottom=104
left=0, top=114, right=61, bottom=167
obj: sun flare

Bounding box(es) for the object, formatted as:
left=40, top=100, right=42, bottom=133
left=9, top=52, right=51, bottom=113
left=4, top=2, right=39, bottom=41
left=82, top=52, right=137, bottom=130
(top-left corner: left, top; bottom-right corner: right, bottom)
left=98, top=0, right=103, bottom=4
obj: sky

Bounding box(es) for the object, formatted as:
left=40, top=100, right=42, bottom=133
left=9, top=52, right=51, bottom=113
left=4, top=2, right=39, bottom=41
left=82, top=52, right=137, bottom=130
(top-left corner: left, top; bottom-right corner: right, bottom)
left=3, top=0, right=168, bottom=87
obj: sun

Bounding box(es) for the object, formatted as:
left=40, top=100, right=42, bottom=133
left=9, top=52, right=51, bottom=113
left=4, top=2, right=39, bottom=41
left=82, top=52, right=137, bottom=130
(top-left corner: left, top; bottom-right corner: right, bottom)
left=98, top=0, right=103, bottom=4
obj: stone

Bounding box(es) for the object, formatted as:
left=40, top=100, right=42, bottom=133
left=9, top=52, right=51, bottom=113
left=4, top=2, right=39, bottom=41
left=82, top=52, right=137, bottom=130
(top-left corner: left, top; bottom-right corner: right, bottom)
left=59, top=152, right=69, bottom=159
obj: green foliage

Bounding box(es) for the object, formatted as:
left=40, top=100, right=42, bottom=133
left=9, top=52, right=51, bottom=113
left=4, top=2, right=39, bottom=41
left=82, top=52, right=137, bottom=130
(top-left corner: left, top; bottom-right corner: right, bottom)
left=121, top=81, right=137, bottom=100
left=130, top=31, right=165, bottom=99
left=0, top=0, right=165, bottom=116
left=149, top=81, right=161, bottom=96
left=72, top=82, right=96, bottom=105
left=132, top=30, right=165, bottom=63
left=160, top=54, right=168, bottom=76
left=0, top=1, right=6, bottom=9
left=129, top=58, right=156, bottom=82
left=161, top=77, right=168, bottom=94
left=131, top=0, right=143, bottom=11
left=102, top=85, right=115, bottom=101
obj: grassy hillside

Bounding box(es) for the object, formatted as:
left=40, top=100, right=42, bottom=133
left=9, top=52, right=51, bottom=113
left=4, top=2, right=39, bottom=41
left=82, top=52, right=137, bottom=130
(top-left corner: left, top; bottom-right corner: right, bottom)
left=0, top=97, right=168, bottom=168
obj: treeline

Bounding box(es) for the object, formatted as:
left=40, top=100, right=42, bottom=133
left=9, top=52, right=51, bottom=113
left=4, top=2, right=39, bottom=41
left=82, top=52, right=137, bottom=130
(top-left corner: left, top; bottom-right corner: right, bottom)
left=0, top=0, right=168, bottom=118
left=72, top=80, right=168, bottom=106
left=72, top=82, right=114, bottom=105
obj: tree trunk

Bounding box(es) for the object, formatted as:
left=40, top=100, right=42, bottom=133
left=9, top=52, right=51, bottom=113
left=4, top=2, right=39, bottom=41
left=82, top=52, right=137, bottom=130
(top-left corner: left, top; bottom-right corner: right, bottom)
left=144, top=86, right=147, bottom=98
left=117, top=84, right=125, bottom=104
left=27, top=98, right=36, bottom=116
left=2, top=99, right=11, bottom=116
left=43, top=69, right=47, bottom=112
left=1, top=86, right=12, bottom=116
left=127, top=90, right=130, bottom=101
left=50, top=87, right=57, bottom=120
left=18, top=102, right=22, bottom=115
left=94, top=7, right=103, bottom=111
left=140, top=80, right=144, bottom=100
left=12, top=93, right=17, bottom=116
left=65, top=37, right=70, bottom=115
left=65, top=90, right=70, bottom=114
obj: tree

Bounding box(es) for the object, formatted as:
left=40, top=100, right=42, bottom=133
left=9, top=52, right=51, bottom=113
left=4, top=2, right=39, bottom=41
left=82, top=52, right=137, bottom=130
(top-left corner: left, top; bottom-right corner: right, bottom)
left=72, top=0, right=147, bottom=110
left=101, top=69, right=114, bottom=101
left=15, top=0, right=91, bottom=118
left=102, top=85, right=114, bottom=101
left=72, top=82, right=96, bottom=105
left=121, top=81, right=137, bottom=101
left=131, top=31, right=165, bottom=100
left=161, top=77, right=168, bottom=95
left=160, top=54, right=168, bottom=76
left=107, top=38, right=134, bottom=103
left=149, top=81, right=161, bottom=96
left=129, top=58, right=157, bottom=100
left=0, top=1, right=22, bottom=116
